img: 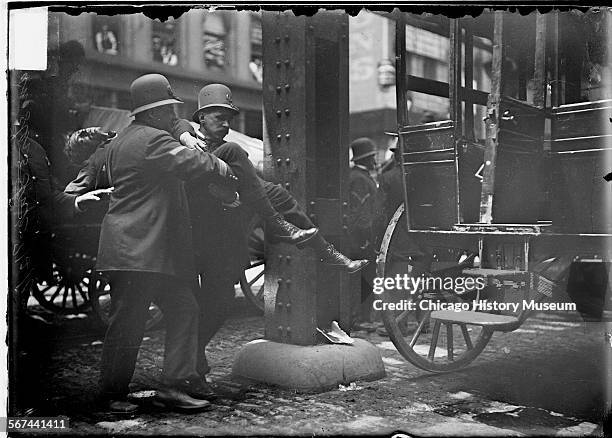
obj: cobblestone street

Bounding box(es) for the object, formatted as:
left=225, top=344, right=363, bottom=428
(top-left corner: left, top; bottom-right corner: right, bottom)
left=21, top=296, right=609, bottom=436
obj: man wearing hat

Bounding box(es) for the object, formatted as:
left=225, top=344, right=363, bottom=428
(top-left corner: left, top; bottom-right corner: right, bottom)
left=95, top=73, right=235, bottom=413
left=348, top=137, right=383, bottom=256
left=181, top=84, right=370, bottom=384
left=379, top=141, right=404, bottom=221
left=348, top=138, right=386, bottom=325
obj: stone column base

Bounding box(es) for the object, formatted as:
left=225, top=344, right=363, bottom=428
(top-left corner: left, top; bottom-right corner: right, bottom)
left=231, top=338, right=385, bottom=392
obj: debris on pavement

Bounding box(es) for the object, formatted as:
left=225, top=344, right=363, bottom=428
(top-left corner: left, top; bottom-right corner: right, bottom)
left=338, top=382, right=363, bottom=391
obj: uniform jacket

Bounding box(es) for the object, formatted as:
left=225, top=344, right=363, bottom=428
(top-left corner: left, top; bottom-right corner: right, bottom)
left=378, top=164, right=404, bottom=221
left=348, top=165, right=385, bottom=258
left=96, top=121, right=228, bottom=278
left=185, top=127, right=250, bottom=281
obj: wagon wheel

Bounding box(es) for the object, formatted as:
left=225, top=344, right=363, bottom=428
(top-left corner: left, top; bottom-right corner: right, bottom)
left=377, top=204, right=493, bottom=372
left=239, top=259, right=265, bottom=311
left=31, top=252, right=95, bottom=315
left=240, top=217, right=265, bottom=311
left=89, top=272, right=164, bottom=331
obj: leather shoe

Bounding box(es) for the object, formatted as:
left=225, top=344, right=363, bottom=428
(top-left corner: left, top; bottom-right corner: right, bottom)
left=154, top=388, right=212, bottom=412
left=320, top=244, right=369, bottom=274
left=173, top=377, right=217, bottom=401
left=266, top=214, right=319, bottom=246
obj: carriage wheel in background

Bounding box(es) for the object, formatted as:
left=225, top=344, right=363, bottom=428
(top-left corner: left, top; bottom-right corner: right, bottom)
left=240, top=217, right=265, bottom=312
left=31, top=252, right=95, bottom=315
left=240, top=259, right=265, bottom=312
left=377, top=204, right=493, bottom=372
left=89, top=271, right=164, bottom=331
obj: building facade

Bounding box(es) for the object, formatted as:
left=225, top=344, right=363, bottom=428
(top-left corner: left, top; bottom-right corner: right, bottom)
left=52, top=8, right=263, bottom=138
left=348, top=11, right=492, bottom=155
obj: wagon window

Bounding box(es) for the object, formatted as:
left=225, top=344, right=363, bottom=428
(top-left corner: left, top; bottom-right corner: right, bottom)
left=472, top=36, right=492, bottom=94
left=405, top=24, right=449, bottom=81
left=408, top=91, right=449, bottom=124
left=402, top=21, right=451, bottom=125
left=557, top=9, right=611, bottom=104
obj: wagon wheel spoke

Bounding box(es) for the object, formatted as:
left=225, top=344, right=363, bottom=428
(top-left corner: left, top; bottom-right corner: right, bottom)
left=395, top=309, right=411, bottom=325
left=61, top=285, right=69, bottom=308
left=409, top=311, right=430, bottom=347
left=460, top=323, right=473, bottom=350
left=71, top=285, right=78, bottom=309
left=255, top=285, right=265, bottom=300
left=50, top=286, right=63, bottom=304
left=76, top=283, right=88, bottom=302
left=39, top=285, right=53, bottom=294
left=249, top=269, right=265, bottom=286
left=427, top=320, right=442, bottom=361
left=446, top=323, right=454, bottom=361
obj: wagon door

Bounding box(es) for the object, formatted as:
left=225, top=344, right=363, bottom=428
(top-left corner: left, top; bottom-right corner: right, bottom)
left=394, top=14, right=489, bottom=230
left=478, top=12, right=548, bottom=224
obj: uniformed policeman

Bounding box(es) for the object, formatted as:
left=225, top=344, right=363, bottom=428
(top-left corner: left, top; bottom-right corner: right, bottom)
left=184, top=84, right=370, bottom=384
left=188, top=84, right=368, bottom=272
left=95, top=74, right=235, bottom=413
left=348, top=138, right=386, bottom=324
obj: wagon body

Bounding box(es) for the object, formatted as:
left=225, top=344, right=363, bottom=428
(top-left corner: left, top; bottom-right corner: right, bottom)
left=377, top=10, right=612, bottom=371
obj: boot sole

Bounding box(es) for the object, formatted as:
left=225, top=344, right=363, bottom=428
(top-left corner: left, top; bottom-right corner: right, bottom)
left=284, top=228, right=319, bottom=248
left=187, top=392, right=217, bottom=401
left=347, top=262, right=369, bottom=274
left=323, top=260, right=370, bottom=274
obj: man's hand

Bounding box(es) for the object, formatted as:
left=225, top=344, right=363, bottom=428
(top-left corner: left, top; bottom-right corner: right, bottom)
left=75, top=187, right=114, bottom=211
left=179, top=132, right=208, bottom=152
left=208, top=183, right=240, bottom=207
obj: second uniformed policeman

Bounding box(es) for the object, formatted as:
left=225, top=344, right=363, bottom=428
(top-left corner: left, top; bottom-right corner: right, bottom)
left=96, top=74, right=234, bottom=413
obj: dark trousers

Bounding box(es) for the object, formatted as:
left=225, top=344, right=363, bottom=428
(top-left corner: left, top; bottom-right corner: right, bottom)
left=193, top=146, right=315, bottom=376
left=192, top=182, right=316, bottom=377
left=194, top=274, right=236, bottom=377
left=99, top=271, right=200, bottom=400
left=213, top=143, right=267, bottom=202
left=263, top=181, right=315, bottom=229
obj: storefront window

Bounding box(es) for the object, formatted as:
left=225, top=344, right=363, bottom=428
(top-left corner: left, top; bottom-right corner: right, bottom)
left=249, top=15, right=263, bottom=83
left=203, top=13, right=226, bottom=68
left=93, top=15, right=119, bottom=55
left=152, top=19, right=179, bottom=66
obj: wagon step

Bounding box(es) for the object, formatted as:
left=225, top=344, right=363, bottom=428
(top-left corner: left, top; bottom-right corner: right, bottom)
left=430, top=310, right=520, bottom=331
left=462, top=268, right=531, bottom=287
left=462, top=268, right=529, bottom=278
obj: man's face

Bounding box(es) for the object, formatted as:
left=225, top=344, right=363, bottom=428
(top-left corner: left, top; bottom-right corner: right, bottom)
left=363, top=154, right=377, bottom=171
left=198, top=108, right=234, bottom=142
left=146, top=104, right=177, bottom=133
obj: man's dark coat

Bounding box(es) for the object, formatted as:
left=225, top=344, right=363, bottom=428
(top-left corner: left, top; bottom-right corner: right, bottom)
left=96, top=121, right=228, bottom=278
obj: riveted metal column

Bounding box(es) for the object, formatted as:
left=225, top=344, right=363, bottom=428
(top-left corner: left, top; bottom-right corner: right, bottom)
left=262, top=11, right=350, bottom=345
left=262, top=11, right=317, bottom=345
